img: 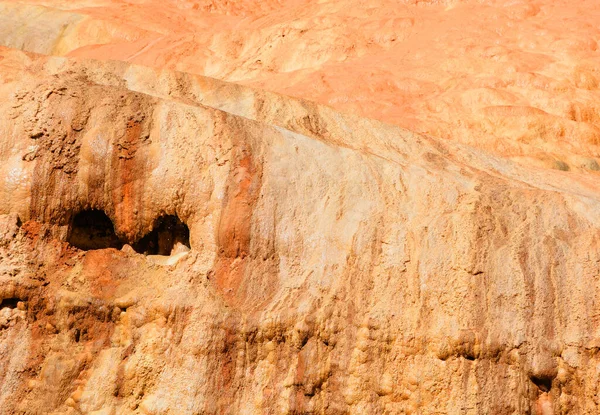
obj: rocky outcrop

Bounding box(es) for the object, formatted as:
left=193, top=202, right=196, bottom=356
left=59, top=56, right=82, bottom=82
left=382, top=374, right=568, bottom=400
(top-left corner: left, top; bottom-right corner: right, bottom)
left=0, top=45, right=599, bottom=414
left=1, top=1, right=600, bottom=414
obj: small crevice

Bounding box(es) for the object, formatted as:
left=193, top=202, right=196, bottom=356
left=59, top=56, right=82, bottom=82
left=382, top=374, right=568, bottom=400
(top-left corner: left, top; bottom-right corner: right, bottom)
left=530, top=375, right=553, bottom=392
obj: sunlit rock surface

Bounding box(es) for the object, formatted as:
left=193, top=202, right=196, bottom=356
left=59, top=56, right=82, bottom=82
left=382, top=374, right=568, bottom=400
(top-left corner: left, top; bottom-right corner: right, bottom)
left=0, top=1, right=600, bottom=414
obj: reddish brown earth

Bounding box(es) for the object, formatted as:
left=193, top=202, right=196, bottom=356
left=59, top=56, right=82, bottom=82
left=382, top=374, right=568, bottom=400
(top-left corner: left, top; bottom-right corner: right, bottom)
left=0, top=1, right=600, bottom=414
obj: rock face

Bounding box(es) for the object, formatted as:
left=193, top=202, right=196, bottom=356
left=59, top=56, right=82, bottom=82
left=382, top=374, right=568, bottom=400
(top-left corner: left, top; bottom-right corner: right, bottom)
left=2, top=0, right=600, bottom=171
left=0, top=1, right=599, bottom=415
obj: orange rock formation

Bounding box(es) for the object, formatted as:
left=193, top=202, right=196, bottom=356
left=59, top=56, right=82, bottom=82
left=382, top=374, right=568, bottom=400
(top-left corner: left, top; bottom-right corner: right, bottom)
left=0, top=1, right=599, bottom=414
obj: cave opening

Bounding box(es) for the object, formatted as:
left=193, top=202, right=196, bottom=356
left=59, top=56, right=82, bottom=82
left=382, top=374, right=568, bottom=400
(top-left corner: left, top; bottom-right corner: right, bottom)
left=0, top=298, right=20, bottom=309
left=67, top=210, right=190, bottom=256
left=68, top=209, right=123, bottom=251
left=132, top=215, right=190, bottom=256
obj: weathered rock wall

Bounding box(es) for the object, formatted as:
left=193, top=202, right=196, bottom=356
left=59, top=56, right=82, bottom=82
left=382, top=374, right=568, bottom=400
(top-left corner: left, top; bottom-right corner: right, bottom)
left=0, top=47, right=600, bottom=414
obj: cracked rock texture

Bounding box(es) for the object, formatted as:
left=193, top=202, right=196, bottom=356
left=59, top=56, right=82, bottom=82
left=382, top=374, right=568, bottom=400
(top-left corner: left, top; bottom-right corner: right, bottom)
left=0, top=1, right=600, bottom=415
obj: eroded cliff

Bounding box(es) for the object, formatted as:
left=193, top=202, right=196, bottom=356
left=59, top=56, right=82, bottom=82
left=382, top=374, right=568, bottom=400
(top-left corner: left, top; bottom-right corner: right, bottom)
left=0, top=1, right=600, bottom=415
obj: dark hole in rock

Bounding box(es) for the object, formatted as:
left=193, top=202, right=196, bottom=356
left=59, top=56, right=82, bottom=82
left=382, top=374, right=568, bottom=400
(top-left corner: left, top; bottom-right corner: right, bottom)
left=530, top=375, right=552, bottom=392
left=132, top=215, right=190, bottom=256
left=68, top=210, right=123, bottom=251
left=0, top=298, right=19, bottom=309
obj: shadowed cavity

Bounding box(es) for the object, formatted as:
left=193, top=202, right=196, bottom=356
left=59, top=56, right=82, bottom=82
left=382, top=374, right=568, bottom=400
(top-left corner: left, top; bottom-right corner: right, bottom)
left=132, top=215, right=190, bottom=255
left=67, top=209, right=123, bottom=250
left=67, top=210, right=190, bottom=255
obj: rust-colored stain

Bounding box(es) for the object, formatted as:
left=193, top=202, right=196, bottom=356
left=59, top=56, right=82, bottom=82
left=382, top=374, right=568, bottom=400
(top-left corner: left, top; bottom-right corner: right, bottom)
left=119, top=124, right=139, bottom=237
left=111, top=114, right=150, bottom=241
left=214, top=148, right=262, bottom=308
left=20, top=221, right=43, bottom=244
left=82, top=249, right=121, bottom=300
left=293, top=349, right=307, bottom=412
left=12, top=228, right=120, bottom=411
